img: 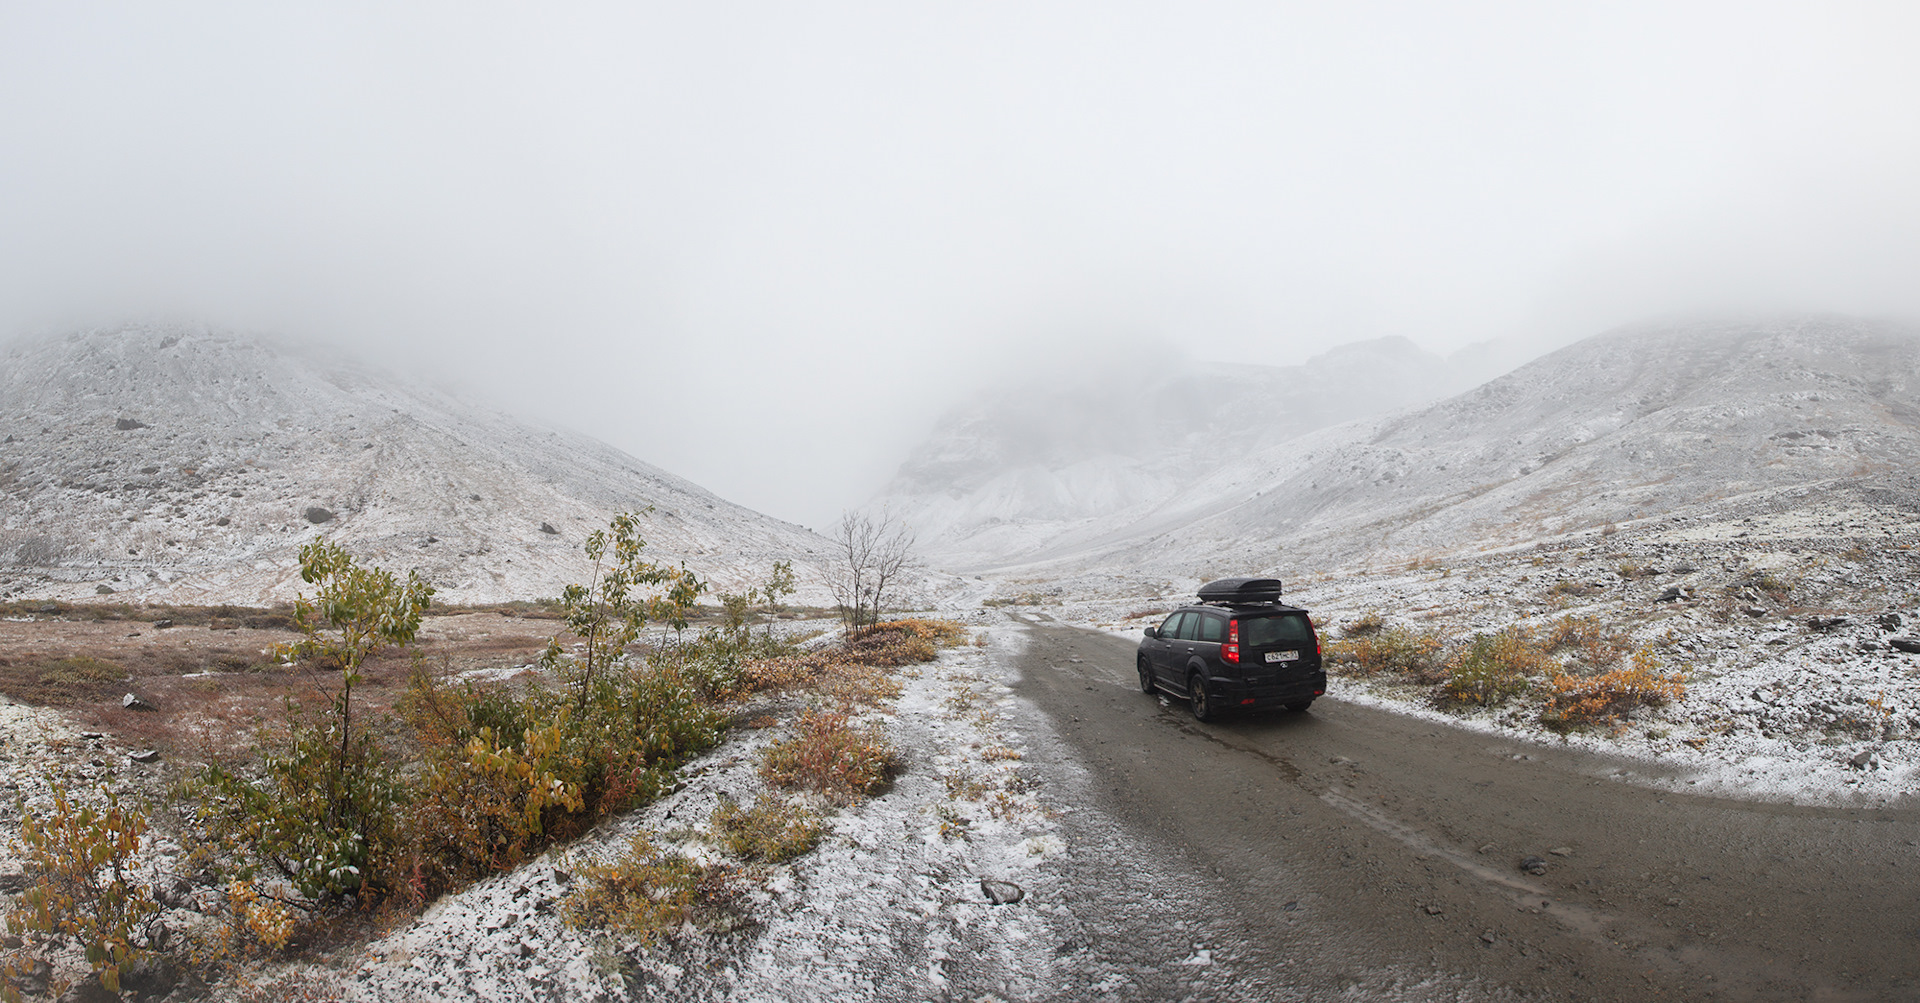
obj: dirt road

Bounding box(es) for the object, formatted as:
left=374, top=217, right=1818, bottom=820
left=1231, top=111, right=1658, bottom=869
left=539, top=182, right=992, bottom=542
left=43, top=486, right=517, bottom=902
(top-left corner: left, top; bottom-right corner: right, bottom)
left=1011, top=617, right=1920, bottom=1002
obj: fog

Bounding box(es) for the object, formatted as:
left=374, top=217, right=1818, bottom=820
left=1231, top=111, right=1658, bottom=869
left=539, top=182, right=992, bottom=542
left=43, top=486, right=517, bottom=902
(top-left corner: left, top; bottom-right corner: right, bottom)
left=3, top=2, right=1917, bottom=530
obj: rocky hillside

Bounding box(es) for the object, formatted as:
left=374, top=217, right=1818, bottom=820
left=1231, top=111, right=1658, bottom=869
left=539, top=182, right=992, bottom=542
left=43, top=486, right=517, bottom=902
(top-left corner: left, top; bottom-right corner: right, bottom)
left=0, top=325, right=832, bottom=604
left=903, top=316, right=1920, bottom=582
left=874, top=336, right=1494, bottom=566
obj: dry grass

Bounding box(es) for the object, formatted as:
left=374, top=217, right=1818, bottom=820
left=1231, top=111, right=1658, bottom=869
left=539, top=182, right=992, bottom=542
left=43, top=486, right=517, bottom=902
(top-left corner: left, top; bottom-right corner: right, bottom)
left=1340, top=612, right=1386, bottom=638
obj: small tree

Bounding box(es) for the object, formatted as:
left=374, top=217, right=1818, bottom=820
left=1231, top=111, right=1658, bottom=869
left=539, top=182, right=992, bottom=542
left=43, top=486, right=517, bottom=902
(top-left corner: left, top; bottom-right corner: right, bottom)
left=286, top=540, right=434, bottom=837
left=542, top=511, right=704, bottom=709
left=828, top=511, right=916, bottom=629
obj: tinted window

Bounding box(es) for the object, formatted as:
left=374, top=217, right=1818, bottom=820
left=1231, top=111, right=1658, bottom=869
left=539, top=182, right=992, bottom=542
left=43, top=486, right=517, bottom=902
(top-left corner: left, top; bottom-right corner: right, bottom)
left=1195, top=613, right=1227, bottom=643
left=1160, top=611, right=1189, bottom=639
left=1242, top=613, right=1314, bottom=647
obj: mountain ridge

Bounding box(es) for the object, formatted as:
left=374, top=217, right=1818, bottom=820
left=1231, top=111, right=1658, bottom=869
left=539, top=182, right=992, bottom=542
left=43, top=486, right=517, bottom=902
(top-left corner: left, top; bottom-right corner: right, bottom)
left=884, top=315, right=1920, bottom=582
left=0, top=324, right=832, bottom=604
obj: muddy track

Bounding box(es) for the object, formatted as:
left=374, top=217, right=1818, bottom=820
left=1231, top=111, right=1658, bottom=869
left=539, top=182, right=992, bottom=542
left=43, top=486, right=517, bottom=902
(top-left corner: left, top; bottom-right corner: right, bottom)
left=1012, top=617, right=1920, bottom=1002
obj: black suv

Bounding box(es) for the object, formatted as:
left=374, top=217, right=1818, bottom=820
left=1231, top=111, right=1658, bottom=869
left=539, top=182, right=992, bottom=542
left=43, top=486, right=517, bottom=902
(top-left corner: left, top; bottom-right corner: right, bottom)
left=1137, top=578, right=1325, bottom=721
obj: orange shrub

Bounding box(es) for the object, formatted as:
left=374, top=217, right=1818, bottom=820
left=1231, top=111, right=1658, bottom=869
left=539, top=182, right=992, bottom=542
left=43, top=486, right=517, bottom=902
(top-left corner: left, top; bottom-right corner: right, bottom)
left=1539, top=647, right=1685, bottom=730
left=759, top=709, right=897, bottom=805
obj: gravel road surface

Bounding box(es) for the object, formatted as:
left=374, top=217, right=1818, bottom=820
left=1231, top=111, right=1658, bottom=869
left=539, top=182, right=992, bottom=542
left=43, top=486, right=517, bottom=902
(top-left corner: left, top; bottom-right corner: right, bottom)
left=1012, top=615, right=1920, bottom=1002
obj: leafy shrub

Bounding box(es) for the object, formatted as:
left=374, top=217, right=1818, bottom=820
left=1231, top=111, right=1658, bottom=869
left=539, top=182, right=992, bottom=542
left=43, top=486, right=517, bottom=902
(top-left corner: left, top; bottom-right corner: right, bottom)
left=708, top=795, right=823, bottom=863
left=185, top=540, right=430, bottom=907
left=1439, top=628, right=1549, bottom=707
left=563, top=834, right=743, bottom=943
left=395, top=661, right=725, bottom=900
left=4, top=784, right=159, bottom=1000
left=760, top=709, right=897, bottom=805
left=190, top=713, right=404, bottom=902
left=1539, top=647, right=1686, bottom=731
left=1324, top=626, right=1444, bottom=680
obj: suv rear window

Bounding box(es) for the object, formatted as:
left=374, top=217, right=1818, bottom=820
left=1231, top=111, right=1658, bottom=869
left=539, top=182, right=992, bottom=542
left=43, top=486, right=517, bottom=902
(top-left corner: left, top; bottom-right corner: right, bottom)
left=1241, top=613, right=1314, bottom=647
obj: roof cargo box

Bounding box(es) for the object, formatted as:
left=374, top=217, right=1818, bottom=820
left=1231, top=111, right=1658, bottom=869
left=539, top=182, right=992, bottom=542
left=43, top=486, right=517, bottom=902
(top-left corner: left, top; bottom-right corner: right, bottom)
left=1197, top=577, right=1283, bottom=605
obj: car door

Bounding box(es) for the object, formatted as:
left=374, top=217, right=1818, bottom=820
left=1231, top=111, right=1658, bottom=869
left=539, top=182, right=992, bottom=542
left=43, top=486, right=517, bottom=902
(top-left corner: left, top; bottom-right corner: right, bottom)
left=1150, top=611, right=1189, bottom=685
left=1186, top=612, right=1226, bottom=690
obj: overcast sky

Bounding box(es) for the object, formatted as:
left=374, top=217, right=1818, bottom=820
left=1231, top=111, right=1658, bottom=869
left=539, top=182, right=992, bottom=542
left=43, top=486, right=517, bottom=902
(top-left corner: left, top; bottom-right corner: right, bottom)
left=3, top=2, right=1917, bottom=529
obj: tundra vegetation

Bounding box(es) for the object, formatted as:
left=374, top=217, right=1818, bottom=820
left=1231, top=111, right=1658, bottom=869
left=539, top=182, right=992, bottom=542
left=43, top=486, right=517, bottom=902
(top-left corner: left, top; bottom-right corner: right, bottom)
left=1326, top=611, right=1686, bottom=729
left=1, top=515, right=961, bottom=999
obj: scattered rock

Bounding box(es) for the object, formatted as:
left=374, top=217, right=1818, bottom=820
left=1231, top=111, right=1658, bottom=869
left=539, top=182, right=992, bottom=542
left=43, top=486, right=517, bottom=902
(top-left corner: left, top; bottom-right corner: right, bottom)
left=1742, top=605, right=1769, bottom=618
left=1480, top=930, right=1498, bottom=944
left=1655, top=586, right=1691, bottom=602
left=1669, top=563, right=1698, bottom=574
left=113, top=417, right=148, bottom=430
left=980, top=879, right=1025, bottom=905
left=1520, top=856, right=1548, bottom=875
left=215, top=516, right=230, bottom=526
left=1878, top=613, right=1904, bottom=630
left=1548, top=846, right=1573, bottom=857
left=95, top=584, right=115, bottom=594
left=304, top=506, right=336, bottom=524
left=539, top=522, right=559, bottom=535
left=1423, top=904, right=1444, bottom=915
left=153, top=618, right=174, bottom=629
left=470, top=494, right=482, bottom=502
left=1849, top=748, right=1878, bottom=770
left=128, top=749, right=161, bottom=763
left=1807, top=616, right=1849, bottom=631
left=0, top=871, right=30, bottom=894
left=1476, top=842, right=1497, bottom=854
left=1889, top=637, right=1920, bottom=654
left=122, top=692, right=157, bottom=712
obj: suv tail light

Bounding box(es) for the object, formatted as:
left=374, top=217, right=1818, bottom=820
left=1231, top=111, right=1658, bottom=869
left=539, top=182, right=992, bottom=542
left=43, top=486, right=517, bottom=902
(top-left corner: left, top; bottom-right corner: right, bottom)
left=1222, top=619, right=1240, bottom=664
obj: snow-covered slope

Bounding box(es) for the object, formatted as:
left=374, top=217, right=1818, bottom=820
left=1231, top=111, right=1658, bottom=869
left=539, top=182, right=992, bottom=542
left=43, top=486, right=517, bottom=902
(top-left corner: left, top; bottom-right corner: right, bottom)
left=875, top=336, right=1492, bottom=566
left=0, top=325, right=832, bottom=604
left=896, top=316, right=1920, bottom=580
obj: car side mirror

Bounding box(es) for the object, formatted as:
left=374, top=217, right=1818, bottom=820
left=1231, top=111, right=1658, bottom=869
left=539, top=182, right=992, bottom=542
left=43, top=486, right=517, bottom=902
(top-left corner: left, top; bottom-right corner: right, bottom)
left=1143, top=626, right=1159, bottom=639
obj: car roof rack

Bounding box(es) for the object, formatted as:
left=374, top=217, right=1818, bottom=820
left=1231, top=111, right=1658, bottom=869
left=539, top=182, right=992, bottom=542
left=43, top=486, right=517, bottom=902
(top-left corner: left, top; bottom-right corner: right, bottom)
left=1197, top=577, right=1283, bottom=606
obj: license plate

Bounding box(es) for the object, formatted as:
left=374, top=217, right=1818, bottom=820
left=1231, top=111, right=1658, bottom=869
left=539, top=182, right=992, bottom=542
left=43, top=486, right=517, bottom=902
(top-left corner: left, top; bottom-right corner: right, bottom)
left=1265, top=650, right=1299, bottom=663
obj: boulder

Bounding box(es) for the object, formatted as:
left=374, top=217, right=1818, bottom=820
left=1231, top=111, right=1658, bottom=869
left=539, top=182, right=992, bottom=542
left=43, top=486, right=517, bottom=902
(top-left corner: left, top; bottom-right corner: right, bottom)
left=980, top=878, right=1025, bottom=905
left=122, top=692, right=157, bottom=711
left=113, top=417, right=149, bottom=430
left=1890, top=637, right=1920, bottom=654
left=304, top=506, right=335, bottom=524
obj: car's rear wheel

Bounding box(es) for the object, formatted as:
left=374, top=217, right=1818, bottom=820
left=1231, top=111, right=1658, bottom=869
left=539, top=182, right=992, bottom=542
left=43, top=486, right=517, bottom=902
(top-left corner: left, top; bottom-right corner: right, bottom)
left=1285, top=699, right=1314, bottom=713
left=1189, top=673, right=1215, bottom=722
left=1137, top=656, right=1156, bottom=694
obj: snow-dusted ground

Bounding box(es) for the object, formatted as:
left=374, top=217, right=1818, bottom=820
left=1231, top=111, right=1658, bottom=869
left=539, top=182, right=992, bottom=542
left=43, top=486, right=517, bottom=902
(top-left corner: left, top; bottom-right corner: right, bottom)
left=1041, top=500, right=1920, bottom=809
left=303, top=621, right=1064, bottom=1001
